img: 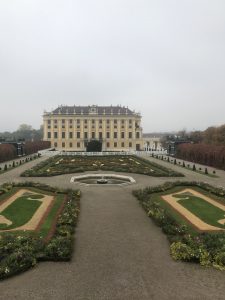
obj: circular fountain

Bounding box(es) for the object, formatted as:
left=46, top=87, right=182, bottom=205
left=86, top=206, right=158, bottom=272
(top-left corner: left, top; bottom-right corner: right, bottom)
left=96, top=176, right=108, bottom=184
left=70, top=174, right=135, bottom=186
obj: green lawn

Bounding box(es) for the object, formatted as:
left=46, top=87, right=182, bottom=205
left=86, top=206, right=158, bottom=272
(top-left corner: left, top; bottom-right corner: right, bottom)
left=0, top=194, right=44, bottom=230
left=0, top=188, right=65, bottom=237
left=174, top=193, right=225, bottom=229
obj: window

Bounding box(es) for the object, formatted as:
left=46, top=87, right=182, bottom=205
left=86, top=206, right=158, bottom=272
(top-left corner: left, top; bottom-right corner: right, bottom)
left=84, top=132, right=88, bottom=139
left=129, top=142, right=132, bottom=148
left=129, top=119, right=132, bottom=124
left=92, top=119, right=95, bottom=124
left=77, top=119, right=80, bottom=124
left=54, top=125, right=57, bottom=129
left=129, top=132, right=132, bottom=139
left=54, top=120, right=57, bottom=124
left=106, top=132, right=110, bottom=139
left=62, top=142, right=65, bottom=148
left=84, top=119, right=88, bottom=124
left=47, top=132, right=51, bottom=139
left=77, top=142, right=80, bottom=148
left=69, top=142, right=73, bottom=148
left=99, top=119, right=102, bottom=124
left=121, top=132, right=125, bottom=139
left=62, top=132, right=65, bottom=139
left=136, top=132, right=140, bottom=139
left=77, top=132, right=80, bottom=138
left=114, top=132, right=117, bottom=139
left=48, top=120, right=51, bottom=124
left=99, top=132, right=102, bottom=139
left=62, top=119, right=65, bottom=123
left=54, top=142, right=57, bottom=147
left=92, top=132, right=95, bottom=139
left=107, top=142, right=110, bottom=148
left=69, top=132, right=73, bottom=139
left=107, top=119, right=110, bottom=124
left=121, top=142, right=125, bottom=147
left=69, top=119, right=73, bottom=124
left=121, top=119, right=125, bottom=124
left=54, top=132, right=58, bottom=139
left=114, top=119, right=117, bottom=124
left=48, top=126, right=51, bottom=129
left=114, top=142, right=117, bottom=147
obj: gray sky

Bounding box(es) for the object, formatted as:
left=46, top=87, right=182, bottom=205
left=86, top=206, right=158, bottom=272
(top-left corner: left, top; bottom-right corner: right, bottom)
left=0, top=0, right=225, bottom=133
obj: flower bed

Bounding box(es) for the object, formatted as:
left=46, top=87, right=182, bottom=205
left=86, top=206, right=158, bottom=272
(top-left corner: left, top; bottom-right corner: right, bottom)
left=133, top=181, right=225, bottom=270
left=21, top=155, right=183, bottom=177
left=0, top=182, right=80, bottom=280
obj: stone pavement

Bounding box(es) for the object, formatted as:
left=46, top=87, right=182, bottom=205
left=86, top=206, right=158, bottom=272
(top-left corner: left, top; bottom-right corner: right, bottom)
left=0, top=156, right=225, bottom=299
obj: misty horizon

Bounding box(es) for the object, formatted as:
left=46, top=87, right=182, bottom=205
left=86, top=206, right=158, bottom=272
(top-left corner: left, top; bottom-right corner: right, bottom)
left=1, top=1, right=225, bottom=133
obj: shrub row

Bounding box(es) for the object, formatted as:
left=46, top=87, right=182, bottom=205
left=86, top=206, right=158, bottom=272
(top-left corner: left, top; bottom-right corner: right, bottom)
left=0, top=182, right=80, bottom=280
left=0, top=154, right=39, bottom=173
left=176, top=143, right=225, bottom=170
left=133, top=181, right=225, bottom=270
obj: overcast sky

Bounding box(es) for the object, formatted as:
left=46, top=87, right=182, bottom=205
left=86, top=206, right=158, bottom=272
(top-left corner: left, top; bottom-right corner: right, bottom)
left=0, top=0, right=225, bottom=133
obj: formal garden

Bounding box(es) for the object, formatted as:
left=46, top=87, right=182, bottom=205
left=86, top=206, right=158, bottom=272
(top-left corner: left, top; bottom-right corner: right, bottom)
left=133, top=181, right=225, bottom=270
left=21, top=155, right=184, bottom=177
left=0, top=182, right=80, bottom=280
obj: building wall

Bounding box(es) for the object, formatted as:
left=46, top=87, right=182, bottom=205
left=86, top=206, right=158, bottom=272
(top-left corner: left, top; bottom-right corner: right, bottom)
left=43, top=108, right=143, bottom=151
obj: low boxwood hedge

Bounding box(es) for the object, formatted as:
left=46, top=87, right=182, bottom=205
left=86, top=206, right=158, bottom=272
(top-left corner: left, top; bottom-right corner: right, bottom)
left=0, top=182, right=80, bottom=280
left=133, top=181, right=225, bottom=270
left=21, top=155, right=184, bottom=178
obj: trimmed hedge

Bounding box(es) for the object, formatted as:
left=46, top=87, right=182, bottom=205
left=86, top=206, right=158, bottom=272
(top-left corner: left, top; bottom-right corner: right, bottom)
left=0, top=182, right=80, bottom=280
left=133, top=181, right=225, bottom=270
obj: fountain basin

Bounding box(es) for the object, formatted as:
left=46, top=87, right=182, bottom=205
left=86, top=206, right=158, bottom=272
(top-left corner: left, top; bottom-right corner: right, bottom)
left=70, top=174, right=135, bottom=186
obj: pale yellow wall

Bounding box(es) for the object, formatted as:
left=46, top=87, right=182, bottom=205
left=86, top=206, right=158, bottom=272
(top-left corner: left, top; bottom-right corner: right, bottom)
left=43, top=113, right=143, bottom=151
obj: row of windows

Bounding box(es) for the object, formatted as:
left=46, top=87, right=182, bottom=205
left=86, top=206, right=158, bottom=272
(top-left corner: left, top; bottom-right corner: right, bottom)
left=48, top=132, right=140, bottom=139
left=48, top=119, right=135, bottom=125
left=48, top=125, right=133, bottom=130
left=54, top=142, right=134, bottom=148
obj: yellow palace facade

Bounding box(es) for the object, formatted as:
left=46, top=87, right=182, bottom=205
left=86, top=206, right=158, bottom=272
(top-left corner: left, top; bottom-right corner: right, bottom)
left=43, top=105, right=143, bottom=151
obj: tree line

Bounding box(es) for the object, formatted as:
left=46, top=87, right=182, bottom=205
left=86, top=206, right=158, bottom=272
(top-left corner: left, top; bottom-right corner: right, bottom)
left=0, top=141, right=50, bottom=163
left=0, top=124, right=43, bottom=142
left=175, top=124, right=225, bottom=170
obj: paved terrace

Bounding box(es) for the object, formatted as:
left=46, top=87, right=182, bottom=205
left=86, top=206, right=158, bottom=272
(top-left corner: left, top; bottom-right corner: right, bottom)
left=0, top=155, right=225, bottom=299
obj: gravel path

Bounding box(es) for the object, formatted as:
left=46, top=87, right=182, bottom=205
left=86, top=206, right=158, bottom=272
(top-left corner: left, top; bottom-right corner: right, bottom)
left=0, top=156, right=225, bottom=299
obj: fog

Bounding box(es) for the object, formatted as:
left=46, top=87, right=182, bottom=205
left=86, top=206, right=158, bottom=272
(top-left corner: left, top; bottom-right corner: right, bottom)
left=0, top=0, right=225, bottom=132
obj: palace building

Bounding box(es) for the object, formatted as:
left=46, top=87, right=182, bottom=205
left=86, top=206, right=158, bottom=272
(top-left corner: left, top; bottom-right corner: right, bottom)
left=43, top=105, right=143, bottom=151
